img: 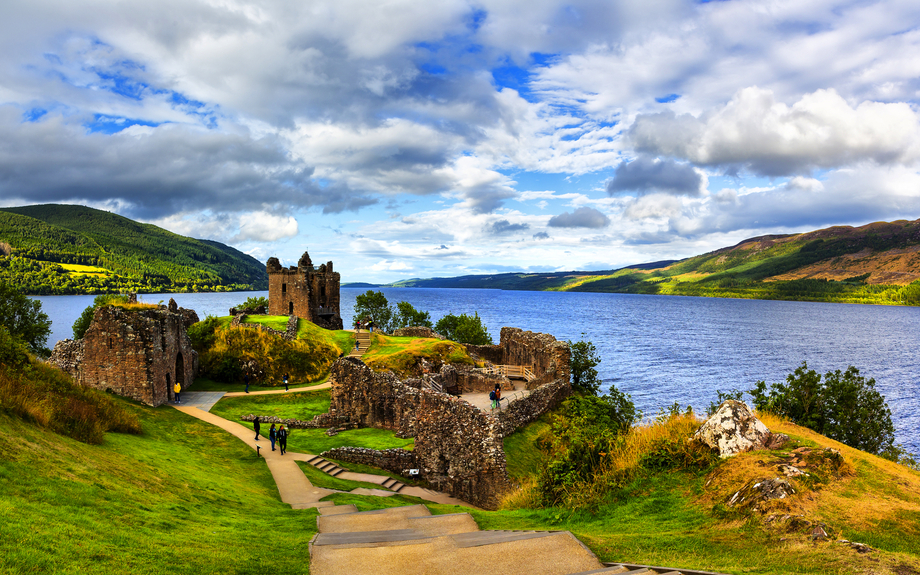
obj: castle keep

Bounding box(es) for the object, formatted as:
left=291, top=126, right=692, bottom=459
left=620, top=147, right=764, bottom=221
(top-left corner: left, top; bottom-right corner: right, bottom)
left=267, top=251, right=343, bottom=330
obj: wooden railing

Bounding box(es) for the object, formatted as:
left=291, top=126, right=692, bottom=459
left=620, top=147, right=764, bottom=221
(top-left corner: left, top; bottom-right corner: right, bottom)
left=476, top=364, right=537, bottom=381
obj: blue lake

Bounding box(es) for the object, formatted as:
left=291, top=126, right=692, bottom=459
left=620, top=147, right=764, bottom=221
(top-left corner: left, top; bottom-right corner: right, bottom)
left=34, top=288, right=920, bottom=455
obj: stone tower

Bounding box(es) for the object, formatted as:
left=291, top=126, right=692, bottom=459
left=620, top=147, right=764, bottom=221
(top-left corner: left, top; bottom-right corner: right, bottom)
left=266, top=250, right=343, bottom=330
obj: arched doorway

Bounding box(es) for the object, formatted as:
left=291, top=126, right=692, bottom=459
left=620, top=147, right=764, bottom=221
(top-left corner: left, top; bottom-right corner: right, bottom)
left=289, top=301, right=294, bottom=315
left=176, top=352, right=185, bottom=386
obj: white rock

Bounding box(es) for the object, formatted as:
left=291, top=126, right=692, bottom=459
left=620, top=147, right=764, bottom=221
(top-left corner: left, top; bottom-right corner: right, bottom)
left=695, top=400, right=771, bottom=457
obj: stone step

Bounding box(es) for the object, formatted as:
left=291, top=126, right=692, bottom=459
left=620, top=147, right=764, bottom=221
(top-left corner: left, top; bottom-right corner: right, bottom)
left=449, top=530, right=561, bottom=548
left=291, top=500, right=337, bottom=510
left=313, top=529, right=430, bottom=546
left=309, top=528, right=603, bottom=575
left=319, top=504, right=359, bottom=516
left=318, top=504, right=432, bottom=533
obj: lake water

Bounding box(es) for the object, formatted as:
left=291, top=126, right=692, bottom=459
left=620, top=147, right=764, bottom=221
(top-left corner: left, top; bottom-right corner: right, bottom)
left=33, top=288, right=920, bottom=455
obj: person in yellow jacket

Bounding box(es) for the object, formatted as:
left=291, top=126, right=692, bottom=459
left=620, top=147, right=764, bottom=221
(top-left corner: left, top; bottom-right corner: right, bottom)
left=174, top=381, right=181, bottom=404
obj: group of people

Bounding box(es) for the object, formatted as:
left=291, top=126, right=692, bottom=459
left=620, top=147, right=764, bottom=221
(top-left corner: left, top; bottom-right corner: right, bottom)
left=354, top=318, right=375, bottom=333
left=252, top=417, right=288, bottom=455
left=489, top=384, right=504, bottom=411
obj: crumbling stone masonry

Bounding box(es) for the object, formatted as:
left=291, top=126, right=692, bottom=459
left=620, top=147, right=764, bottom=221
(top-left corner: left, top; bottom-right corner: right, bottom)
left=324, top=357, right=559, bottom=509
left=49, top=299, right=198, bottom=407
left=465, top=327, right=571, bottom=389
left=266, top=250, right=343, bottom=330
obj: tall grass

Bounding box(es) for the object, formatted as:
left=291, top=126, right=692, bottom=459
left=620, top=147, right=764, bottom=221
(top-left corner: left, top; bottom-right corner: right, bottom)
left=0, top=327, right=140, bottom=444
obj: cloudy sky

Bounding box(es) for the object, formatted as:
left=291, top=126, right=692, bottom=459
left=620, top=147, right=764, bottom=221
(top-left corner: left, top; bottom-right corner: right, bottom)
left=3, top=0, right=920, bottom=283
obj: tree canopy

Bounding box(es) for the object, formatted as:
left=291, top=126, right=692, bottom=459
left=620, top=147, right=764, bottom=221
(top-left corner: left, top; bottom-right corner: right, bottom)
left=434, top=312, right=493, bottom=345
left=0, top=282, right=51, bottom=356
left=750, top=361, right=897, bottom=456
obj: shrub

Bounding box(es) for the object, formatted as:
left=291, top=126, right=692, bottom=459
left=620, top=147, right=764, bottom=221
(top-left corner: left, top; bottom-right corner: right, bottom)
left=187, top=315, right=222, bottom=353
left=392, top=301, right=433, bottom=329
left=750, top=361, right=897, bottom=456
left=235, top=295, right=269, bottom=310
left=199, top=325, right=337, bottom=384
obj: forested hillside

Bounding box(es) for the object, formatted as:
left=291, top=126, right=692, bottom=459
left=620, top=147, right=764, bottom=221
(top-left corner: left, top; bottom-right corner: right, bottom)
left=0, top=204, right=267, bottom=295
left=390, top=219, right=920, bottom=306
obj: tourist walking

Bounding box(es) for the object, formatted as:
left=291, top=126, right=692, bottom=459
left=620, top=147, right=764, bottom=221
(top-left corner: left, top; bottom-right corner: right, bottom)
left=244, top=373, right=250, bottom=393
left=490, top=384, right=502, bottom=411
left=269, top=423, right=277, bottom=451
left=283, top=372, right=289, bottom=392
left=174, top=381, right=181, bottom=404
left=277, top=425, right=288, bottom=455
left=253, top=416, right=261, bottom=441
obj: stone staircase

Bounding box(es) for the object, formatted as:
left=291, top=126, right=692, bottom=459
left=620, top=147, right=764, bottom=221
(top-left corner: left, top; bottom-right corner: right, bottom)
left=304, top=455, right=408, bottom=493
left=309, top=504, right=729, bottom=575
left=348, top=330, right=372, bottom=358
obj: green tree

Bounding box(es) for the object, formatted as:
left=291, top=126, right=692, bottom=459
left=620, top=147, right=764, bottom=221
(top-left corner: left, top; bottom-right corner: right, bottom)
left=392, top=301, right=433, bottom=329
left=353, top=290, right=394, bottom=333
left=750, top=361, right=897, bottom=456
left=235, top=295, right=269, bottom=311
left=435, top=312, right=492, bottom=345
left=0, top=282, right=51, bottom=355
left=568, top=336, right=602, bottom=395
left=72, top=294, right=130, bottom=340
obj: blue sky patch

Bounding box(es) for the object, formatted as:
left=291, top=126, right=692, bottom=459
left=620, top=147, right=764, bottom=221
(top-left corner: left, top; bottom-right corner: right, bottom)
left=85, top=114, right=162, bottom=134
left=656, top=94, right=681, bottom=103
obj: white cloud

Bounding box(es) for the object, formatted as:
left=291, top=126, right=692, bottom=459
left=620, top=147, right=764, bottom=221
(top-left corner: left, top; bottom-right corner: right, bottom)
left=629, top=87, right=920, bottom=176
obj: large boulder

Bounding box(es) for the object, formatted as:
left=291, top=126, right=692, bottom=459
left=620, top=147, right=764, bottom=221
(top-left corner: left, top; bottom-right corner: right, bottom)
left=695, top=399, right=773, bottom=457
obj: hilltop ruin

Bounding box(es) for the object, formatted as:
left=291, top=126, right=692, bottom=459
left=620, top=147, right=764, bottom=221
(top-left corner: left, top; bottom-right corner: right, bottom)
left=266, top=251, right=343, bottom=330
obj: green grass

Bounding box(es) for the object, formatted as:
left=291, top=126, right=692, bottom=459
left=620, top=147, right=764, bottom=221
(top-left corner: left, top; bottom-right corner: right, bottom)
left=210, top=391, right=415, bottom=454
left=0, top=402, right=316, bottom=574
left=295, top=462, right=390, bottom=491
left=503, top=415, right=551, bottom=481
left=241, top=314, right=289, bottom=331
left=191, top=376, right=328, bottom=393
left=363, top=334, right=474, bottom=375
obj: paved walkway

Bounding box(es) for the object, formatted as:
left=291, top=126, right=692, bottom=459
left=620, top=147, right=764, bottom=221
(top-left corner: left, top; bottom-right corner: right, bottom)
left=223, top=382, right=332, bottom=398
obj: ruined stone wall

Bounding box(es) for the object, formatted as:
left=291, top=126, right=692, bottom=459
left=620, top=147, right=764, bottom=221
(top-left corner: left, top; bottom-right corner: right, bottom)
left=413, top=390, right=512, bottom=509
left=391, top=327, right=445, bottom=339
left=266, top=251, right=342, bottom=330
left=321, top=447, right=416, bottom=476
left=464, top=328, right=571, bottom=389
left=329, top=358, right=420, bottom=438
left=231, top=314, right=300, bottom=341
left=497, top=377, right=572, bottom=437
left=47, top=338, right=84, bottom=380
left=52, top=300, right=198, bottom=407
left=437, top=364, right=510, bottom=393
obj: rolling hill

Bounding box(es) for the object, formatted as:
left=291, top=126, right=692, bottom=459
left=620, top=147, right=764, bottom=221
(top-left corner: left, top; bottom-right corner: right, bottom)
left=389, top=219, right=920, bottom=306
left=0, top=204, right=268, bottom=295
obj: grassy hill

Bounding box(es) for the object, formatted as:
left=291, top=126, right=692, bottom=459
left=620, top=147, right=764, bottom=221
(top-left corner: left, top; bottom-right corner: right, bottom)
left=0, top=204, right=268, bottom=295
left=387, top=219, right=920, bottom=306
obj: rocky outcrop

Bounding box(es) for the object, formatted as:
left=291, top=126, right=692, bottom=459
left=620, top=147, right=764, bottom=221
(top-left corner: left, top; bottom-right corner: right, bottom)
left=695, top=400, right=777, bottom=457
left=728, top=477, right=797, bottom=512
left=47, top=338, right=84, bottom=380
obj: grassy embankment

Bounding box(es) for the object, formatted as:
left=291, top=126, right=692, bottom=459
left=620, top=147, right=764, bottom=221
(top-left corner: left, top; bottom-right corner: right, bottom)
left=361, top=333, right=475, bottom=376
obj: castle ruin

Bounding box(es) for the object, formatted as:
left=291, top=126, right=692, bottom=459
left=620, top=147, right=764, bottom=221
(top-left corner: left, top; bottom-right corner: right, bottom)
left=49, top=299, right=199, bottom=407
left=266, top=251, right=343, bottom=330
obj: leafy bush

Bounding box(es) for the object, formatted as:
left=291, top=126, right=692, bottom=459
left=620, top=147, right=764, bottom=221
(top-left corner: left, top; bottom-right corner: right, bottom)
left=72, top=293, right=130, bottom=339
left=0, top=282, right=52, bottom=355
left=538, top=392, right=637, bottom=506
left=750, top=361, right=897, bottom=456
left=434, top=312, right=493, bottom=345
left=235, top=295, right=269, bottom=310
left=199, top=325, right=338, bottom=384
left=0, top=326, right=141, bottom=443
left=187, top=315, right=223, bottom=353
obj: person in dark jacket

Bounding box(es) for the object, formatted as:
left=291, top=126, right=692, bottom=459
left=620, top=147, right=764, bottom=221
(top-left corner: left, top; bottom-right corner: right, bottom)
left=283, top=373, right=289, bottom=392
left=277, top=425, right=288, bottom=455
left=253, top=416, right=261, bottom=441
left=269, top=423, right=277, bottom=451
left=244, top=373, right=250, bottom=393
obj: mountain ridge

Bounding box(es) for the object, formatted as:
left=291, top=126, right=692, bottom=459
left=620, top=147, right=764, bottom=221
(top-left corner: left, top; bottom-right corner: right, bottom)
left=0, top=204, right=267, bottom=295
